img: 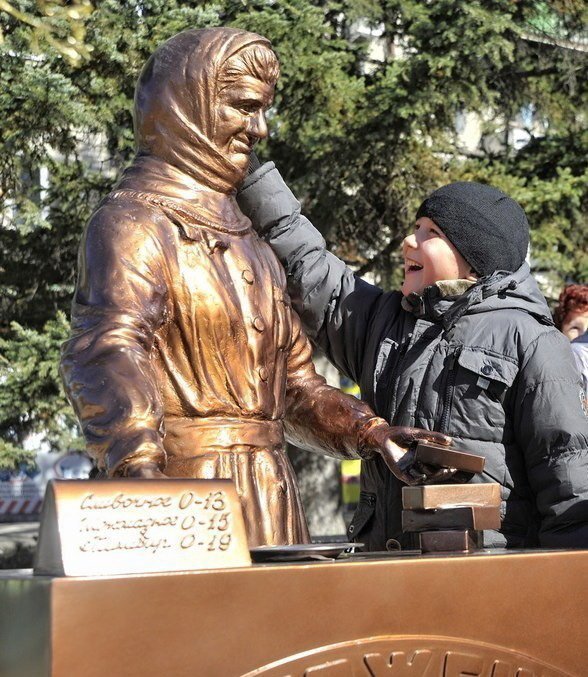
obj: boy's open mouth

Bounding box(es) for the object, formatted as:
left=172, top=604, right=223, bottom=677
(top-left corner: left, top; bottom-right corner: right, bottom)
left=405, top=258, right=423, bottom=272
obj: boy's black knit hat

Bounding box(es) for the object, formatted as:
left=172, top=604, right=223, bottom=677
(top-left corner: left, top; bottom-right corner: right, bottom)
left=415, top=182, right=529, bottom=276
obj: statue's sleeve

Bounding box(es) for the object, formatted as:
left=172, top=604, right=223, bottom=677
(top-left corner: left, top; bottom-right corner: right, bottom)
left=284, top=311, right=381, bottom=459
left=60, top=201, right=170, bottom=476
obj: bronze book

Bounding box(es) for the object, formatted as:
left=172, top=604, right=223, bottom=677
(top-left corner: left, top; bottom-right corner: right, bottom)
left=414, top=442, right=485, bottom=474
left=402, top=505, right=501, bottom=532
left=402, top=483, right=501, bottom=510
left=419, top=529, right=482, bottom=553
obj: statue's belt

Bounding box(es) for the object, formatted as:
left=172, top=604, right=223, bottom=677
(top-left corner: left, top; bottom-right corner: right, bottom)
left=163, top=416, right=284, bottom=454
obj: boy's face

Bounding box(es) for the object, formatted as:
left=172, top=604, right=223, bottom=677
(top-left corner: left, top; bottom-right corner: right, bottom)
left=401, top=217, right=475, bottom=296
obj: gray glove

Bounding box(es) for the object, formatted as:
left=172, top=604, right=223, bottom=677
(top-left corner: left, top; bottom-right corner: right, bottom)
left=247, top=151, right=261, bottom=175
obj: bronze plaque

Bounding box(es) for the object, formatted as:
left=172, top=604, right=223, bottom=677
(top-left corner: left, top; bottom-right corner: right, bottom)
left=419, top=529, right=481, bottom=552
left=33, top=479, right=251, bottom=576
left=402, top=505, right=501, bottom=532
left=414, top=441, right=485, bottom=474
left=402, top=483, right=501, bottom=510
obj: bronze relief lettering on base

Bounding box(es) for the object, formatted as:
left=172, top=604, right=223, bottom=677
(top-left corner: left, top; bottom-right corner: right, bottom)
left=243, top=636, right=567, bottom=677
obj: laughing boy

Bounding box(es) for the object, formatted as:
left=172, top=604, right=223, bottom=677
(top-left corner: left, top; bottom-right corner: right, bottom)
left=238, top=163, right=588, bottom=550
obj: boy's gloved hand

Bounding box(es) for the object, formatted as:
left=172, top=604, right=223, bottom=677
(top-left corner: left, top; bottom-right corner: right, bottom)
left=358, top=418, right=455, bottom=485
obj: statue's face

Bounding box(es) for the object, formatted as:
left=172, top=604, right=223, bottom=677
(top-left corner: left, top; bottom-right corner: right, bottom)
left=214, top=74, right=274, bottom=175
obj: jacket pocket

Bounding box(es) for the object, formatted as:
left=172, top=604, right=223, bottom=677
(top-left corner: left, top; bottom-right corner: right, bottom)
left=450, top=348, right=519, bottom=443
left=457, top=349, right=518, bottom=391
left=347, top=491, right=376, bottom=542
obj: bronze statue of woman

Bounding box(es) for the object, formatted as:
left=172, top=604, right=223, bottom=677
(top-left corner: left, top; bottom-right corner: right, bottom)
left=61, top=28, right=450, bottom=547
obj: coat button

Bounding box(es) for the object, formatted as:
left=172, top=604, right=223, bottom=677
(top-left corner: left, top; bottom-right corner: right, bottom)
left=258, top=367, right=268, bottom=381
left=242, top=269, right=254, bottom=284
left=481, top=365, right=492, bottom=375
left=252, top=316, right=265, bottom=332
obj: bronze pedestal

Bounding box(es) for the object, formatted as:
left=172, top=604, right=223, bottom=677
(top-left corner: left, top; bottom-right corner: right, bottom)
left=1, top=549, right=586, bottom=676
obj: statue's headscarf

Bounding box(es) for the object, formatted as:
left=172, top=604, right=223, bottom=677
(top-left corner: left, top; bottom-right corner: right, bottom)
left=134, top=28, right=274, bottom=194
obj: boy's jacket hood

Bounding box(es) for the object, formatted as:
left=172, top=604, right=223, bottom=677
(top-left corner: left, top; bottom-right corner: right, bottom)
left=407, top=263, right=553, bottom=329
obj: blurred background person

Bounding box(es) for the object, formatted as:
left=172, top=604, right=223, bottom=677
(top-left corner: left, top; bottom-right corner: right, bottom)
left=555, top=284, right=588, bottom=341
left=554, top=284, right=588, bottom=401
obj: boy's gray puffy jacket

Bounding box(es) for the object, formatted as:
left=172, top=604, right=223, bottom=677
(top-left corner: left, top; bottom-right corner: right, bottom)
left=238, top=163, right=588, bottom=550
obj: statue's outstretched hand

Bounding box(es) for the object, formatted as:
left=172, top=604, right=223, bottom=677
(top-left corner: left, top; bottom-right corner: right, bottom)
left=359, top=419, right=456, bottom=485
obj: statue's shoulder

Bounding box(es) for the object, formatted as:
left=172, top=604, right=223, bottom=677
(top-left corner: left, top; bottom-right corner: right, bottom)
left=97, top=188, right=169, bottom=219
left=83, top=189, right=174, bottom=251
left=93, top=188, right=176, bottom=226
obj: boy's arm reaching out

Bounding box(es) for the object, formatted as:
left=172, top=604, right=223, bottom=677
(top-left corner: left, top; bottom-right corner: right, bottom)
left=238, top=162, right=399, bottom=386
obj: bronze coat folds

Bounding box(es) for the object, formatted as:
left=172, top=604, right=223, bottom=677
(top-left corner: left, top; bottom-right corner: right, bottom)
left=61, top=28, right=382, bottom=547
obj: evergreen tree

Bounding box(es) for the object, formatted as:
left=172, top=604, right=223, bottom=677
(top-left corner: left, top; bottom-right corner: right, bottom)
left=1, top=0, right=586, bottom=467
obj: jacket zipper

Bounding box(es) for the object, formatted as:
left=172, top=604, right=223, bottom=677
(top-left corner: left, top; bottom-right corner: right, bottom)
left=437, top=346, right=462, bottom=434
left=383, top=335, right=413, bottom=546
left=386, top=338, right=412, bottom=425
left=414, top=348, right=437, bottom=422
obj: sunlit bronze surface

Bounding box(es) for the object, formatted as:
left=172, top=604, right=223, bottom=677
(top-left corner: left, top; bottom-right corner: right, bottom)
left=60, top=28, right=395, bottom=548
left=2, top=550, right=588, bottom=675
